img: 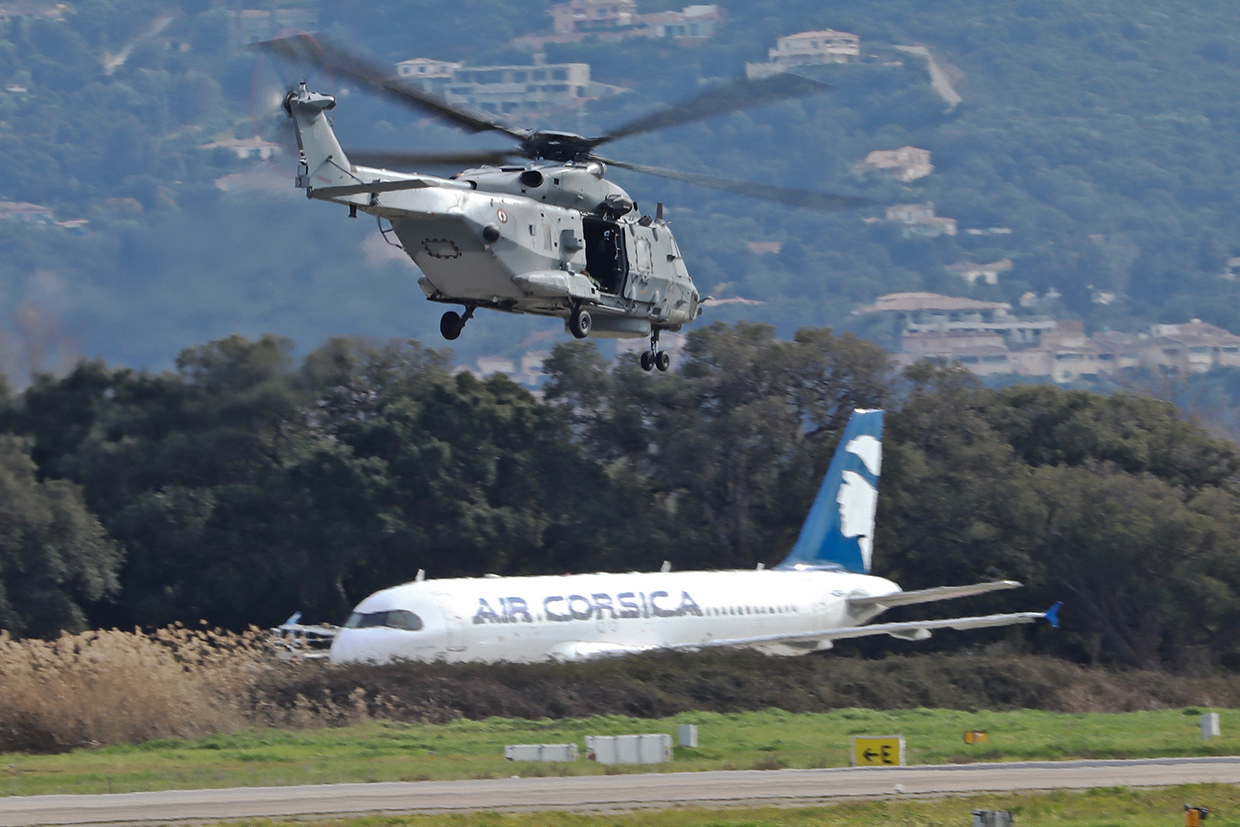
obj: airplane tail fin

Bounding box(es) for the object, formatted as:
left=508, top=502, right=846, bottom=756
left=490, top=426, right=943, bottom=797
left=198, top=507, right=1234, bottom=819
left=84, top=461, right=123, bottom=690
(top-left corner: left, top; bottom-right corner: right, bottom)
left=776, top=409, right=884, bottom=574
left=284, top=84, right=359, bottom=194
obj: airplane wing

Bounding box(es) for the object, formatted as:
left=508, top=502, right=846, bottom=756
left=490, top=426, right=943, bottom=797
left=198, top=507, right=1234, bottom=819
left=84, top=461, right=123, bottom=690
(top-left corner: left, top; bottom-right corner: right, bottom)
left=847, top=580, right=1023, bottom=612
left=554, top=604, right=1060, bottom=661
left=665, top=605, right=1060, bottom=652
left=547, top=640, right=648, bottom=661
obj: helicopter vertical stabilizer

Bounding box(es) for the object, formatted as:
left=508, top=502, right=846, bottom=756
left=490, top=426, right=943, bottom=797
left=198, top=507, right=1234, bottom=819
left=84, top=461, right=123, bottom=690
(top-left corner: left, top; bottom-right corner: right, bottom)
left=285, top=85, right=359, bottom=193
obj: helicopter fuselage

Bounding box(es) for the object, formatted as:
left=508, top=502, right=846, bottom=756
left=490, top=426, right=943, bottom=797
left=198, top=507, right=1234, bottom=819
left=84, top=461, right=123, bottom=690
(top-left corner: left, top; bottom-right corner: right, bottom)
left=288, top=87, right=699, bottom=342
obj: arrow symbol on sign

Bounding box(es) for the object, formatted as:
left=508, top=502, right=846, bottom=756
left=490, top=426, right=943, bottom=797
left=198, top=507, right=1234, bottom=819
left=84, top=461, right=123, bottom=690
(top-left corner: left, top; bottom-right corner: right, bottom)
left=863, top=749, right=878, bottom=761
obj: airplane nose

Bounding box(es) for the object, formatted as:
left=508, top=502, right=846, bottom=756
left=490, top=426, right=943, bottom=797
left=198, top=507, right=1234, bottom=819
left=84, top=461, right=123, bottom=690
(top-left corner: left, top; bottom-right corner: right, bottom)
left=329, top=629, right=361, bottom=664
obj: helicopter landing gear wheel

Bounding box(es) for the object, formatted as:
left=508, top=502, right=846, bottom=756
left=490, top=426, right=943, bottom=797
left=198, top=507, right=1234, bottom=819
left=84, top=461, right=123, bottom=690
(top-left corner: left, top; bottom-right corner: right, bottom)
left=440, top=311, right=463, bottom=340
left=440, top=305, right=475, bottom=341
left=640, top=328, right=670, bottom=372
left=569, top=305, right=592, bottom=339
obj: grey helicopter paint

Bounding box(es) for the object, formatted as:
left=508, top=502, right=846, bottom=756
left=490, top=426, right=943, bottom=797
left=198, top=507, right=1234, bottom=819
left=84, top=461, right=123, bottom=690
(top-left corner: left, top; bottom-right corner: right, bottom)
left=261, top=35, right=872, bottom=370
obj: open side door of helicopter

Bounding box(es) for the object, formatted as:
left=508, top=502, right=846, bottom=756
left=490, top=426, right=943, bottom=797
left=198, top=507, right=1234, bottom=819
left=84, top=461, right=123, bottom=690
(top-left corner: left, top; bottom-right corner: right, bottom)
left=582, top=217, right=629, bottom=296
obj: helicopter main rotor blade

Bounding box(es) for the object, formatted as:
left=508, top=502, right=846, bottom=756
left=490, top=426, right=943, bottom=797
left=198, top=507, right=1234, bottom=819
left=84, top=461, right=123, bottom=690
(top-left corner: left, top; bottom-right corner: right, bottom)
left=252, top=34, right=531, bottom=142
left=598, top=156, right=876, bottom=212
left=348, top=149, right=522, bottom=169
left=588, top=73, right=834, bottom=149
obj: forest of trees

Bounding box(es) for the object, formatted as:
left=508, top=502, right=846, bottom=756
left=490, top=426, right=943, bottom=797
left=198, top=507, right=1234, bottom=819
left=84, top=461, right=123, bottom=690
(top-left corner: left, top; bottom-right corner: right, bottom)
left=4, top=323, right=1240, bottom=674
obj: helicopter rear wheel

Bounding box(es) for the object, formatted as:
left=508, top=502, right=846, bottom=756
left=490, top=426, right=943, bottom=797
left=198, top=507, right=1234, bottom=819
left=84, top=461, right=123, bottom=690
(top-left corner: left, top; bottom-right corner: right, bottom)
left=440, top=310, right=464, bottom=340
left=655, top=350, right=671, bottom=372
left=640, top=350, right=654, bottom=372
left=569, top=306, right=592, bottom=339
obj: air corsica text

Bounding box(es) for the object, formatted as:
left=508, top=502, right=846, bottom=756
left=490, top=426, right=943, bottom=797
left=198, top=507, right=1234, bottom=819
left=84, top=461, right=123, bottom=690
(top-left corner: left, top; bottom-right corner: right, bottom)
left=473, top=591, right=702, bottom=624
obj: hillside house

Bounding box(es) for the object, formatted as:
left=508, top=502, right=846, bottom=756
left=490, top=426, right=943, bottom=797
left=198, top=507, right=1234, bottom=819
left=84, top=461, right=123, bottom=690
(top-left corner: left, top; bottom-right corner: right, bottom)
left=519, top=0, right=720, bottom=48
left=894, top=317, right=1240, bottom=383
left=899, top=331, right=1015, bottom=377
left=853, top=146, right=932, bottom=182
left=396, top=58, right=462, bottom=79
left=884, top=202, right=957, bottom=238
left=552, top=0, right=635, bottom=34
left=1136, top=320, right=1240, bottom=374
left=395, top=58, right=624, bottom=116
left=945, top=258, right=1013, bottom=286
left=746, top=29, right=859, bottom=78
left=856, top=292, right=1054, bottom=344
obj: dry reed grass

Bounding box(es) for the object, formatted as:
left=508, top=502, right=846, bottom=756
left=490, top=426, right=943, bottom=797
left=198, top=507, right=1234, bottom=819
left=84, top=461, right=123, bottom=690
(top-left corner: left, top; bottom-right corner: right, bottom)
left=6, top=628, right=1240, bottom=757
left=0, top=625, right=269, bottom=753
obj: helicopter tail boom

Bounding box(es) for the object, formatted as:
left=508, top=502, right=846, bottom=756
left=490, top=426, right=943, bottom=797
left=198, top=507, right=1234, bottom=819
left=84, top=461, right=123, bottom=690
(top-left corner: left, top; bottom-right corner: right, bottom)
left=285, top=85, right=360, bottom=194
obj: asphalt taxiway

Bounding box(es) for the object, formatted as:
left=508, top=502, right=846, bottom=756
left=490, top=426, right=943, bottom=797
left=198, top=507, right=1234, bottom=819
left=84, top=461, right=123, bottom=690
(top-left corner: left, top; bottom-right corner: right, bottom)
left=3, top=756, right=1239, bottom=826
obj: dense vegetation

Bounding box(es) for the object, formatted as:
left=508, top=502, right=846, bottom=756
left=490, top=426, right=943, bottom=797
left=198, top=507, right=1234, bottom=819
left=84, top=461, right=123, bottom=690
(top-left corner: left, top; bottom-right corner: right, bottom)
left=4, top=0, right=1240, bottom=372
left=3, top=322, right=1240, bottom=675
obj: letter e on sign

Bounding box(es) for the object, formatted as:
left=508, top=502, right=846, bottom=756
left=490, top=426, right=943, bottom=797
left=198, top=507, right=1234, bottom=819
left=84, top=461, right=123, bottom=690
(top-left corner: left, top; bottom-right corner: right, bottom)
left=850, top=735, right=905, bottom=767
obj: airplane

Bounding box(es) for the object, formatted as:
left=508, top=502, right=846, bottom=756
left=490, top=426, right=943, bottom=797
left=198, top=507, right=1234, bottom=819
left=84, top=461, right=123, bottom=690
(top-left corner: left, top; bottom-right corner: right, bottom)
left=328, top=409, right=1058, bottom=664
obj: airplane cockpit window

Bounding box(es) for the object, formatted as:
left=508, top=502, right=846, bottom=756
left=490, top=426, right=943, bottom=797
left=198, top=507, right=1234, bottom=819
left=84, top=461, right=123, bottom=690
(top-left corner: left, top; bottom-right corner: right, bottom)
left=345, top=610, right=423, bottom=631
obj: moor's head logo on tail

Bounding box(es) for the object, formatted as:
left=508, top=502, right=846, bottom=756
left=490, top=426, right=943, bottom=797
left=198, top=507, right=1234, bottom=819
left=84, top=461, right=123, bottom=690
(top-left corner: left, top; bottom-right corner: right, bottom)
left=777, top=409, right=884, bottom=574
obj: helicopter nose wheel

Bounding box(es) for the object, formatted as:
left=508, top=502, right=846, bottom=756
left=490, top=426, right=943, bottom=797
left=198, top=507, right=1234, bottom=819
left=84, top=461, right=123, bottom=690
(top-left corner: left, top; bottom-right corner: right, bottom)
left=640, top=330, right=671, bottom=372
left=440, top=305, right=475, bottom=340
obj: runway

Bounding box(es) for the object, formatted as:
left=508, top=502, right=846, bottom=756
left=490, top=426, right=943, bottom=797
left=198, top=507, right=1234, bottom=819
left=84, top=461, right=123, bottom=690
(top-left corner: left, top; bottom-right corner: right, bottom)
left=3, top=756, right=1240, bottom=826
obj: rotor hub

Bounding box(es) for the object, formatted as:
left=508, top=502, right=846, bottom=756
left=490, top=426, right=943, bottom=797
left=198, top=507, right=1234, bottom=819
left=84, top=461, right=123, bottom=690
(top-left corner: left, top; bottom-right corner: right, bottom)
left=523, top=131, right=593, bottom=163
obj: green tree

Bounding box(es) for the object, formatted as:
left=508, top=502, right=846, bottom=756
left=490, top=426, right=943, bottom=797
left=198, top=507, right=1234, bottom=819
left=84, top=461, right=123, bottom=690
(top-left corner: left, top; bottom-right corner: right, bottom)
left=0, top=436, right=120, bottom=638
left=544, top=322, right=893, bottom=569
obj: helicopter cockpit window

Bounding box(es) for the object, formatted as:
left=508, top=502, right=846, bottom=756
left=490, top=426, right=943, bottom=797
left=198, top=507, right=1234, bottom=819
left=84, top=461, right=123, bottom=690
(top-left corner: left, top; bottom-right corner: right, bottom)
left=345, top=610, right=424, bottom=631
left=634, top=237, right=653, bottom=274
left=583, top=218, right=628, bottom=295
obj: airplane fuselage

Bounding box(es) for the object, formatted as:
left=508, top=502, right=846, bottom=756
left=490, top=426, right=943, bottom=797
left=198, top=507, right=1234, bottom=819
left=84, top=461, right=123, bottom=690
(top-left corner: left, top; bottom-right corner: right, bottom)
left=330, top=568, right=900, bottom=664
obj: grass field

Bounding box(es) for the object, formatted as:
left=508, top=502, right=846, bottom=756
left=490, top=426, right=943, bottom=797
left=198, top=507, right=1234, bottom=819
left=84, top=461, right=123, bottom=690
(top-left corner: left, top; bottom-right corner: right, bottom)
left=3, top=707, right=1240, bottom=797
left=180, top=786, right=1240, bottom=827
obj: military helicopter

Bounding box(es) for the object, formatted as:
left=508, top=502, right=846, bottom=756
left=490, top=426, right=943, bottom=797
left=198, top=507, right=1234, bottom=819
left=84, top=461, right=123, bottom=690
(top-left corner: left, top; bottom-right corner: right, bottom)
left=257, top=35, right=870, bottom=371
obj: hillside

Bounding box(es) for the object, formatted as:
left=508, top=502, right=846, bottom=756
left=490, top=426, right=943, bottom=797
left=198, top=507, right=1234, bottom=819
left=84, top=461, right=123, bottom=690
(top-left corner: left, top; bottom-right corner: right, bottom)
left=2, top=0, right=1240, bottom=375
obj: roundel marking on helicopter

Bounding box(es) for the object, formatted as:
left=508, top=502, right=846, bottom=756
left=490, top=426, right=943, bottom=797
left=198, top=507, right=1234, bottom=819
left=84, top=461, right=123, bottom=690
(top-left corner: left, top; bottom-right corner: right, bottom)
left=422, top=239, right=462, bottom=259
left=496, top=208, right=509, bottom=223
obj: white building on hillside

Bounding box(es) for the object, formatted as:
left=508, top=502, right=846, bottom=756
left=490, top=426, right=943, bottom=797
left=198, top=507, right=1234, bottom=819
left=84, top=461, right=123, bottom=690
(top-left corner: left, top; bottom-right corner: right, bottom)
left=396, top=58, right=624, bottom=117
left=747, top=29, right=860, bottom=78
left=853, top=146, right=933, bottom=182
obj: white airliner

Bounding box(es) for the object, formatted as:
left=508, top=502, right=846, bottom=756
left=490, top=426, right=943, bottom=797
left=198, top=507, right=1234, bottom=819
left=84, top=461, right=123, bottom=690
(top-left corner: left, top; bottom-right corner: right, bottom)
left=329, top=409, right=1058, bottom=664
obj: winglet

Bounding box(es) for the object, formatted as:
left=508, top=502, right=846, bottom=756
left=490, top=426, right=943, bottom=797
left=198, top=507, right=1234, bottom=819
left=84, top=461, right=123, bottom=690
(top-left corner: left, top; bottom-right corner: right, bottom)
left=1045, top=602, right=1062, bottom=629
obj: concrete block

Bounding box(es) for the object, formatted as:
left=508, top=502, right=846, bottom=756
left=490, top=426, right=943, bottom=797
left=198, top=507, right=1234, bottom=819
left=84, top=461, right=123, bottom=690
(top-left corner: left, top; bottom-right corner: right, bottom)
left=504, top=743, right=579, bottom=761
left=586, top=734, right=672, bottom=764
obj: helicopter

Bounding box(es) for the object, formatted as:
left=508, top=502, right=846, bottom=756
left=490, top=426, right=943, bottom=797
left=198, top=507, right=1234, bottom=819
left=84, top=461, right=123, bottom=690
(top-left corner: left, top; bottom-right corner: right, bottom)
left=257, top=35, right=871, bottom=371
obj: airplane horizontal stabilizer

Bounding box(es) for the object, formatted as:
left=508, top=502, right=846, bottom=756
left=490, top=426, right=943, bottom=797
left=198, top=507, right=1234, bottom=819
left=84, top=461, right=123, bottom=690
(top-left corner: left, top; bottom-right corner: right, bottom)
left=847, top=580, right=1022, bottom=612
left=664, top=608, right=1054, bottom=653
